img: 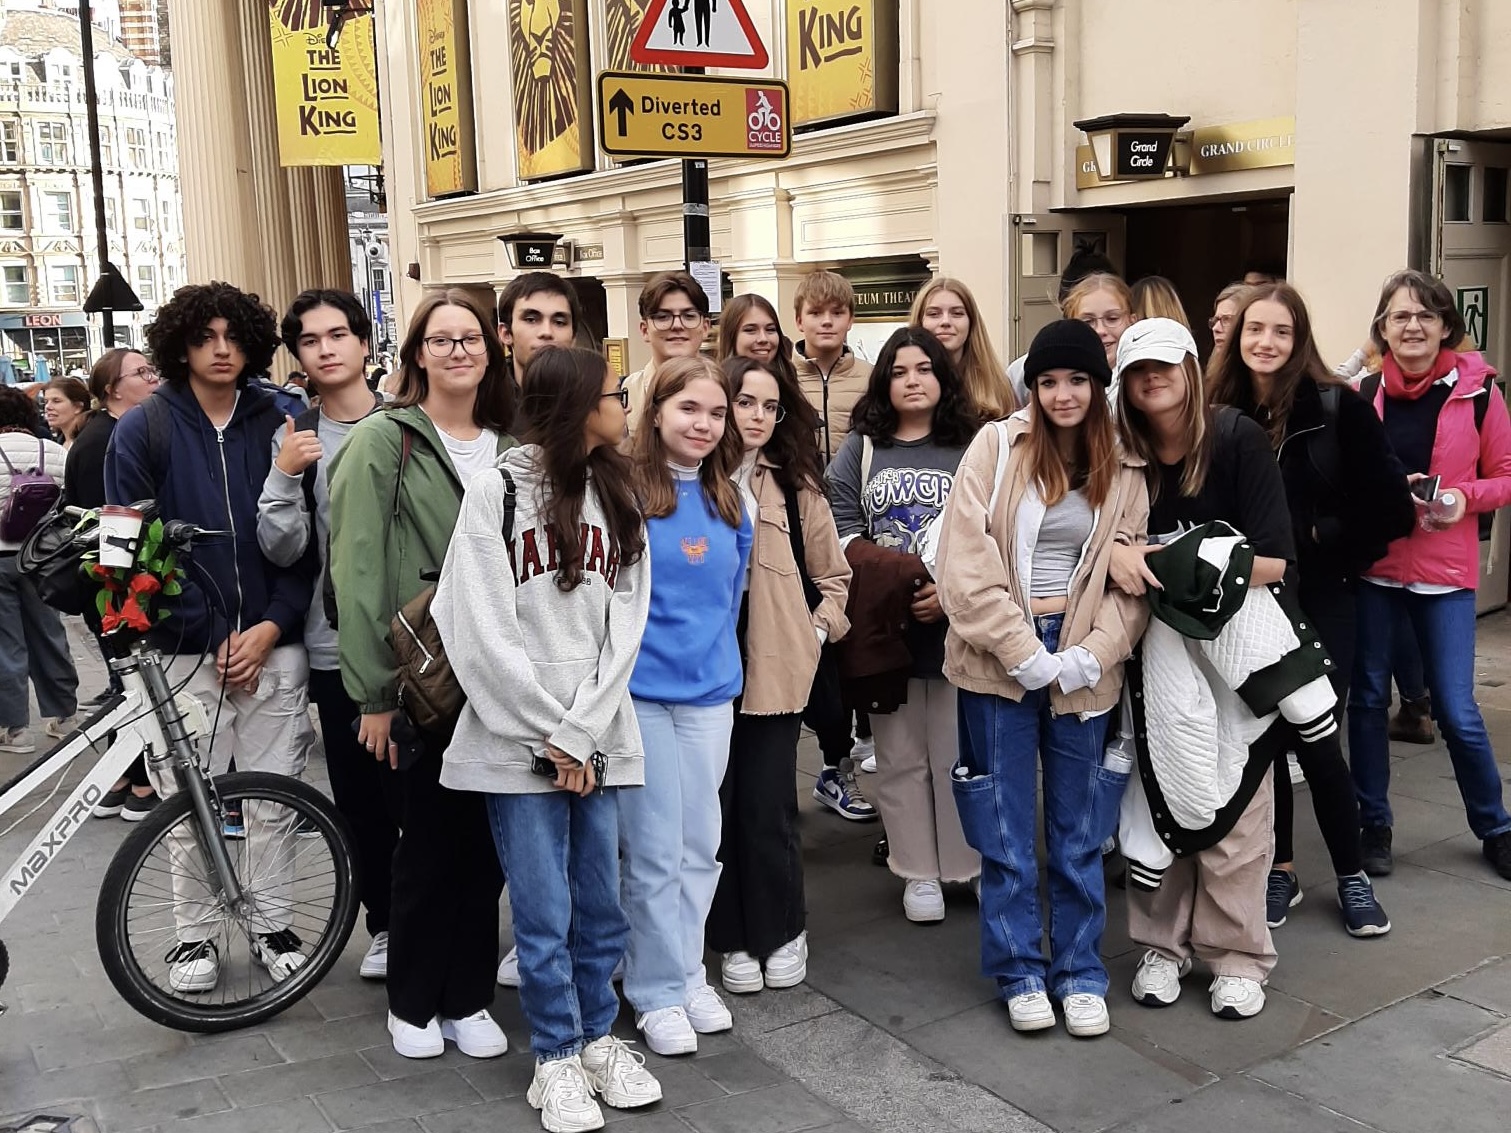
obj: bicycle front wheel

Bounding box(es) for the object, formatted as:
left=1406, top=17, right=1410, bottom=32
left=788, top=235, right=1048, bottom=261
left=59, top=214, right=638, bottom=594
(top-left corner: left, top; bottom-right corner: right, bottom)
left=95, top=771, right=359, bottom=1032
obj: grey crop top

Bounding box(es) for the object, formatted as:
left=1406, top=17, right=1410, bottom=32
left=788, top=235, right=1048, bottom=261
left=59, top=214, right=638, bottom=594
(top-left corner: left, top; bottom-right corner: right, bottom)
left=1031, top=488, right=1094, bottom=598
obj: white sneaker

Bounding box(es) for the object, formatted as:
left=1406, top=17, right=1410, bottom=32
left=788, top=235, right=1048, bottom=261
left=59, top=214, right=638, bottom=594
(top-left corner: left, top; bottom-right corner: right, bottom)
left=527, top=1055, right=604, bottom=1132
left=165, top=939, right=219, bottom=993
left=684, top=983, right=733, bottom=1033
left=1131, top=949, right=1191, bottom=1007
left=497, top=946, right=521, bottom=987
left=579, top=1035, right=662, bottom=1109
left=388, top=1011, right=444, bottom=1058
left=903, top=879, right=946, bottom=923
left=1210, top=976, right=1266, bottom=1019
left=440, top=1009, right=509, bottom=1057
left=1006, top=990, right=1055, bottom=1032
left=359, top=931, right=388, bottom=980
left=762, top=932, right=808, bottom=989
left=0, top=726, right=35, bottom=755
left=251, top=930, right=306, bottom=983
left=44, top=714, right=78, bottom=739
left=851, top=735, right=876, bottom=763
left=860, top=753, right=877, bottom=773
left=721, top=951, right=763, bottom=994
left=1062, top=993, right=1110, bottom=1037
left=635, top=1005, right=698, bottom=1056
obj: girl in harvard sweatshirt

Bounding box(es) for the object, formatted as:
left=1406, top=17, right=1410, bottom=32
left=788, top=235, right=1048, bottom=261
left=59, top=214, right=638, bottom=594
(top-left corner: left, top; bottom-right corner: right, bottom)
left=619, top=354, right=753, bottom=1059
left=434, top=347, right=659, bottom=1130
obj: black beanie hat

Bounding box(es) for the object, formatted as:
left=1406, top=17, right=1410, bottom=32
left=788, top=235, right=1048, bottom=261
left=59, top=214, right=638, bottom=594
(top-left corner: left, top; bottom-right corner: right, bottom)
left=1024, top=318, right=1113, bottom=387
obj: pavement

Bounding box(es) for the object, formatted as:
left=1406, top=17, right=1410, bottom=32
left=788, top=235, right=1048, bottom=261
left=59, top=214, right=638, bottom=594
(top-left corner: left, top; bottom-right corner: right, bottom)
left=2, top=616, right=1510, bottom=1133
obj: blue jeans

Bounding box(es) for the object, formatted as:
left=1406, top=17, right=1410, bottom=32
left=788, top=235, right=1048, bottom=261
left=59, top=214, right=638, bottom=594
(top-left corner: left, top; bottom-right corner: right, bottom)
left=1349, top=582, right=1511, bottom=839
left=487, top=789, right=626, bottom=1061
left=618, top=698, right=734, bottom=1014
left=952, top=615, right=1124, bottom=1001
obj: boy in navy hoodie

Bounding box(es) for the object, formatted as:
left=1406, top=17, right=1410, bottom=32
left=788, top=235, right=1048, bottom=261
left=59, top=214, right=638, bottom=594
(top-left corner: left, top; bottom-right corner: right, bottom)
left=105, top=281, right=317, bottom=995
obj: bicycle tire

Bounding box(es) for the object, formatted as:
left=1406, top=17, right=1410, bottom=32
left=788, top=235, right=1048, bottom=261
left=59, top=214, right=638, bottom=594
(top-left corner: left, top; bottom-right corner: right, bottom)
left=95, top=771, right=359, bottom=1033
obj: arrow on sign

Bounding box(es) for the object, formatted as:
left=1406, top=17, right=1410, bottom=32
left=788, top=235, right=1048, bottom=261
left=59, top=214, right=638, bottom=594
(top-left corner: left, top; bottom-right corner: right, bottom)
left=608, top=88, right=635, bottom=137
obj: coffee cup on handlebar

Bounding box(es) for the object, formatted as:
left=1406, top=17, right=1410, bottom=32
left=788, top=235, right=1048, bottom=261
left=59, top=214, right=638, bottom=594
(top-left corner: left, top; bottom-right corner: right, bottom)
left=99, top=505, right=145, bottom=567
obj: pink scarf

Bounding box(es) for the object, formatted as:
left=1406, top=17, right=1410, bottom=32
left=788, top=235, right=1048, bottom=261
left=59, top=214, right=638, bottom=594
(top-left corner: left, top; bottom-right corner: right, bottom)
left=1382, top=347, right=1457, bottom=401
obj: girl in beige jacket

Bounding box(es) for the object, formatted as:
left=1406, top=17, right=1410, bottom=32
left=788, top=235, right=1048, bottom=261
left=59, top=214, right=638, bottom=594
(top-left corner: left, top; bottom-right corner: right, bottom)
left=933, top=319, right=1149, bottom=1041
left=707, top=356, right=851, bottom=997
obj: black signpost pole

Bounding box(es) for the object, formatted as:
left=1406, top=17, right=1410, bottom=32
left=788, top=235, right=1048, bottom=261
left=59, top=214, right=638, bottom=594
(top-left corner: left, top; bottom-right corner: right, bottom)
left=78, top=0, right=114, bottom=347
left=682, top=65, right=709, bottom=270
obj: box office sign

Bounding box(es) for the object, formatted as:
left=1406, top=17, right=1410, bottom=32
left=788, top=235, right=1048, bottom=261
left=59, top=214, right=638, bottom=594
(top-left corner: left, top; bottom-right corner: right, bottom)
left=509, top=0, right=594, bottom=181
left=419, top=0, right=478, bottom=198
left=267, top=8, right=381, bottom=166
left=786, top=0, right=898, bottom=128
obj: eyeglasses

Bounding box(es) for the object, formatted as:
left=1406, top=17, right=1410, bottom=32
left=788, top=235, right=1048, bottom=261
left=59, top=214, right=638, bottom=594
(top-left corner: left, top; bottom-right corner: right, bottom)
left=1208, top=315, right=1233, bottom=331
left=1080, top=312, right=1129, bottom=331
left=601, top=388, right=631, bottom=409
left=648, top=309, right=705, bottom=331
left=122, top=364, right=159, bottom=382
left=1382, top=310, right=1442, bottom=330
left=734, top=394, right=785, bottom=421
left=423, top=334, right=489, bottom=357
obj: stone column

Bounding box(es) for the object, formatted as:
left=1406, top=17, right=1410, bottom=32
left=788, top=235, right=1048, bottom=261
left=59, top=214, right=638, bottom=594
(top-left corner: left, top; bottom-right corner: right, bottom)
left=234, top=0, right=296, bottom=310
left=311, top=167, right=352, bottom=291
left=168, top=0, right=259, bottom=287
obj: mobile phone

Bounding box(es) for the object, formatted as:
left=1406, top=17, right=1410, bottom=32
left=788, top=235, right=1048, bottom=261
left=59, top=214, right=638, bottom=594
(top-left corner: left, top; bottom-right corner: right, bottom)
left=352, top=712, right=425, bottom=771
left=530, top=753, right=557, bottom=778
left=1411, top=475, right=1441, bottom=503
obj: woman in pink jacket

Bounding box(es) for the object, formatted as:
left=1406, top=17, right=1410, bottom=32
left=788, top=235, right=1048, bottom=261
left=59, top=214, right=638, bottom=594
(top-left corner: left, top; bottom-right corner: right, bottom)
left=1348, top=269, right=1511, bottom=882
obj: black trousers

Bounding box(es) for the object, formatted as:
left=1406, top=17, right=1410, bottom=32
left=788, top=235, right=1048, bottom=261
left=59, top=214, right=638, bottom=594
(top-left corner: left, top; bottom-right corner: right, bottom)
left=308, top=668, right=403, bottom=937
left=707, top=711, right=806, bottom=958
left=387, top=730, right=502, bottom=1026
left=1275, top=581, right=1362, bottom=874
left=802, top=643, right=868, bottom=769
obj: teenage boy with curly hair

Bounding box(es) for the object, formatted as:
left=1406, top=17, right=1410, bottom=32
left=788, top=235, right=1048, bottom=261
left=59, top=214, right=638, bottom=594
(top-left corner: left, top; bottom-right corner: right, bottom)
left=105, top=280, right=317, bottom=995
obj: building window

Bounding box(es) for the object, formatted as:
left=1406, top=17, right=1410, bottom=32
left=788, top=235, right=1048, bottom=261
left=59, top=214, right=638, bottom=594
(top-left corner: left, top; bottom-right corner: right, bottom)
left=103, top=197, right=118, bottom=232
left=37, top=121, right=69, bottom=165
left=131, top=198, right=151, bottom=231
left=0, top=61, right=21, bottom=82
left=154, top=132, right=170, bottom=169
left=0, top=191, right=21, bottom=231
left=51, top=264, right=79, bottom=305
left=164, top=263, right=177, bottom=290
left=0, top=122, right=16, bottom=164
left=372, top=266, right=389, bottom=296
left=43, top=191, right=71, bottom=232
left=136, top=265, right=156, bottom=303
left=126, top=127, right=146, bottom=167
left=98, top=129, right=113, bottom=167
left=3, top=265, right=28, bottom=304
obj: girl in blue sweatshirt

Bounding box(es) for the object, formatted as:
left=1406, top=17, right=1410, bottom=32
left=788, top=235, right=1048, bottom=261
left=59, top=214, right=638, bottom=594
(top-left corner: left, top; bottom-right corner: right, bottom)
left=620, top=355, right=753, bottom=1058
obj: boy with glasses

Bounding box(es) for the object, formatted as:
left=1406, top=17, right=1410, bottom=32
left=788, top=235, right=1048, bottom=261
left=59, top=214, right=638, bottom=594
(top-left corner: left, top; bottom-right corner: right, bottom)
left=624, top=271, right=710, bottom=437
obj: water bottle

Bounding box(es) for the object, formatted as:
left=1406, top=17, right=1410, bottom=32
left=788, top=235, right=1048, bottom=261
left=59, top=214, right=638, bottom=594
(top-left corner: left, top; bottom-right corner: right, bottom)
left=1102, top=731, right=1135, bottom=775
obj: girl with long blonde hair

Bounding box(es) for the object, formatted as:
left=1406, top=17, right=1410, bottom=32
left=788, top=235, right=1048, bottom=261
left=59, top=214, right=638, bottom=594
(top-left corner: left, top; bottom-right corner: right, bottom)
left=910, top=277, right=1017, bottom=420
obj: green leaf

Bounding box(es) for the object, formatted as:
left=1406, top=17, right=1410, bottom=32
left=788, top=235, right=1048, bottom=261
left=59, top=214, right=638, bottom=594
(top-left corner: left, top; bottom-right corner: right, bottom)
left=95, top=589, right=108, bottom=616
left=163, top=579, right=182, bottom=597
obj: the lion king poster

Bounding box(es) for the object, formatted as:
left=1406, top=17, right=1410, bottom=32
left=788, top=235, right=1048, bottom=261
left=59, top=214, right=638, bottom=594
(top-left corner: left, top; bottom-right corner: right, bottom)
left=509, top=0, right=593, bottom=180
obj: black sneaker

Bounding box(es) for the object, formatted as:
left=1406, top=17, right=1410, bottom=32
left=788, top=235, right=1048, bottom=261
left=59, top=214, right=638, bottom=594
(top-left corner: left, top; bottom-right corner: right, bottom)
left=92, top=784, right=129, bottom=819
left=1482, top=831, right=1511, bottom=881
left=1360, top=824, right=1393, bottom=877
left=872, top=836, right=889, bottom=867
left=121, top=791, right=159, bottom=822
left=1337, top=873, right=1391, bottom=937
left=1266, top=868, right=1302, bottom=928
left=293, top=815, right=321, bottom=838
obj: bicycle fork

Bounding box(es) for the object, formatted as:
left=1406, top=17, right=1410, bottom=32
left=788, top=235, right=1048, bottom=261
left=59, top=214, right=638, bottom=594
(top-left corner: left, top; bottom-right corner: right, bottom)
left=131, top=656, right=249, bottom=915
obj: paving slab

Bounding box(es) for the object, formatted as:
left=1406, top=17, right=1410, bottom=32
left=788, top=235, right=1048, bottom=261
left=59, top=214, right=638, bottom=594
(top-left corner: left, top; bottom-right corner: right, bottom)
left=1454, top=1021, right=1511, bottom=1077
left=1103, top=1074, right=1378, bottom=1132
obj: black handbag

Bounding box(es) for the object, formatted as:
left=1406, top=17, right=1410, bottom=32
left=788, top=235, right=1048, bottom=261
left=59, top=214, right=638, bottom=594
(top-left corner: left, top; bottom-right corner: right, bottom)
left=17, top=503, right=96, bottom=616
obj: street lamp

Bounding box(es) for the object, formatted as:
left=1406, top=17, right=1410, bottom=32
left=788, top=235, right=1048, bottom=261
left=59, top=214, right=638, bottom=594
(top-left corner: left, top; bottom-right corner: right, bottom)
left=498, top=233, right=563, bottom=270
left=1073, top=113, right=1192, bottom=182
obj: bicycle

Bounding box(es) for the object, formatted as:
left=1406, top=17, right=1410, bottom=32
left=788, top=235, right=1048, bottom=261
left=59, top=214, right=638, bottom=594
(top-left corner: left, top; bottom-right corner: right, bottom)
left=0, top=509, right=358, bottom=1032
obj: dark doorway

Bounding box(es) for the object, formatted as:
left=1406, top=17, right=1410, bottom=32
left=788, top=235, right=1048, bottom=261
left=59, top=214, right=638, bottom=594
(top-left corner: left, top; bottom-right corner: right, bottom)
left=568, top=276, right=609, bottom=349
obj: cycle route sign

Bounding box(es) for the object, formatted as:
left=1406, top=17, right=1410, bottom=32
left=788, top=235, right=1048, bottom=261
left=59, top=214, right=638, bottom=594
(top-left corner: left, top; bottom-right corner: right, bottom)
left=596, top=71, right=790, bottom=160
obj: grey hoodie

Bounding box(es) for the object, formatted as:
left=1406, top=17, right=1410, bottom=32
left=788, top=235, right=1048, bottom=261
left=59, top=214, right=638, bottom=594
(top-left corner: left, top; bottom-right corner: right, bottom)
left=435, top=444, right=651, bottom=795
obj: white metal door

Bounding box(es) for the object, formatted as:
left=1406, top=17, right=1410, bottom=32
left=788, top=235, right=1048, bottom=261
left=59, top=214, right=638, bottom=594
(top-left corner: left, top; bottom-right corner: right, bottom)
left=1430, top=138, right=1511, bottom=613
left=1008, top=213, right=1127, bottom=360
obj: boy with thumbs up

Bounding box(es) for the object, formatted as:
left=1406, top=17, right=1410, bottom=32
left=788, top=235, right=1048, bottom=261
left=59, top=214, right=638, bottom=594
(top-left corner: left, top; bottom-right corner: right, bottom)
left=257, top=288, right=395, bottom=982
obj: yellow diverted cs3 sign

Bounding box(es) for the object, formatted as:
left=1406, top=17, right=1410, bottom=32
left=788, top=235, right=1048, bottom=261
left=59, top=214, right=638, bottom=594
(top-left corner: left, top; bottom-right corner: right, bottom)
left=596, top=72, right=790, bottom=160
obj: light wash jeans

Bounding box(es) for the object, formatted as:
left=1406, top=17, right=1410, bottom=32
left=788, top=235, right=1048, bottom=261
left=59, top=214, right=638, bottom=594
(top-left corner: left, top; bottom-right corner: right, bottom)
left=618, top=698, right=734, bottom=1015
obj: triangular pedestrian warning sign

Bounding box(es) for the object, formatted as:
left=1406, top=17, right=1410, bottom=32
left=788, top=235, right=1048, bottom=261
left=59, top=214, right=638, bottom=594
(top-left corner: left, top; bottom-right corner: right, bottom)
left=629, top=0, right=769, bottom=69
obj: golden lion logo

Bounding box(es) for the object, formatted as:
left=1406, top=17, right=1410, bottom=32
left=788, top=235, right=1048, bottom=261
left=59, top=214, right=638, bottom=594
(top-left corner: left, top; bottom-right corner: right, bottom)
left=510, top=0, right=579, bottom=156
left=681, top=536, right=709, bottom=564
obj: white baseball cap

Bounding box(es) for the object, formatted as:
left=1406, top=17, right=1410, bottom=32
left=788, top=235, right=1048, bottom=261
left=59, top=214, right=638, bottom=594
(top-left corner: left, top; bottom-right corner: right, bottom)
left=1112, top=317, right=1199, bottom=385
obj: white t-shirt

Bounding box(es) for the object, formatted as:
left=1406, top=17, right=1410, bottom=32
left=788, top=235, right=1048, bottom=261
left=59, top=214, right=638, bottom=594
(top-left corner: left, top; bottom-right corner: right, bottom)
left=436, top=425, right=500, bottom=488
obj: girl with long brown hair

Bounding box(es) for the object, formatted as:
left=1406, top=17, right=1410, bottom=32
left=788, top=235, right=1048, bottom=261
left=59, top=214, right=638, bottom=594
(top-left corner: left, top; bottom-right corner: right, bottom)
left=934, top=318, right=1148, bottom=1039
left=618, top=355, right=752, bottom=1058
left=434, top=346, right=660, bottom=1128
left=1207, top=282, right=1408, bottom=939
left=708, top=355, right=850, bottom=998
left=327, top=288, right=515, bottom=1061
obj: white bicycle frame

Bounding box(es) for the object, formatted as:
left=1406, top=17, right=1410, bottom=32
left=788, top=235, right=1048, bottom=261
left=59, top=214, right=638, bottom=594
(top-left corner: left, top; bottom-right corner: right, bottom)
left=0, top=649, right=210, bottom=927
